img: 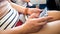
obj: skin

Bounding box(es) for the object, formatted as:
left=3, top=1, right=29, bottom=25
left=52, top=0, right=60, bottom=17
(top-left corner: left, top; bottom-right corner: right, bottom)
left=0, top=0, right=60, bottom=34
left=23, top=0, right=30, bottom=2
left=8, top=0, right=60, bottom=34
left=29, top=20, right=60, bottom=34
left=8, top=0, right=41, bottom=16
left=28, top=10, right=60, bottom=34
left=0, top=0, right=53, bottom=34
left=47, top=10, right=60, bottom=21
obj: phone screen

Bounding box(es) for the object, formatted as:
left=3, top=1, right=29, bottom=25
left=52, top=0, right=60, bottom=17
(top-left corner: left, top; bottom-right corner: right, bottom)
left=39, top=7, right=48, bottom=17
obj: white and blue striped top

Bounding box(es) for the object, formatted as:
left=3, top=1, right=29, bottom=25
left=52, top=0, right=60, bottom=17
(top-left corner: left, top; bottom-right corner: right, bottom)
left=0, top=3, right=19, bottom=30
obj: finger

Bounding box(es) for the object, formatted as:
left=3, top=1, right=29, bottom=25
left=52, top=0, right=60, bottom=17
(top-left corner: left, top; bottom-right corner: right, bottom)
left=38, top=22, right=47, bottom=25
left=34, top=16, right=53, bottom=22
left=35, top=8, right=42, bottom=11
left=36, top=9, right=42, bottom=16
left=37, top=8, right=42, bottom=13
left=38, top=16, right=53, bottom=22
left=34, top=9, right=42, bottom=17
left=33, top=8, right=42, bottom=13
left=28, top=13, right=38, bottom=19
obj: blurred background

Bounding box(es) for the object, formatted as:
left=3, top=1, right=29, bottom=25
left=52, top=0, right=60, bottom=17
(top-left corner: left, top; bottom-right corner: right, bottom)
left=29, top=0, right=47, bottom=9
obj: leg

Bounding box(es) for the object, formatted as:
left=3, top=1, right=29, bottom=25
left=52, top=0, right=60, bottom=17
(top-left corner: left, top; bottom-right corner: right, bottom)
left=29, top=20, right=60, bottom=34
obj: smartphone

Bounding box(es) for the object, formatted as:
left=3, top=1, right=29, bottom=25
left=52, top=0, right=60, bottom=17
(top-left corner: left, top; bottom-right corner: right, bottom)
left=25, top=7, right=48, bottom=20
left=39, top=7, right=48, bottom=17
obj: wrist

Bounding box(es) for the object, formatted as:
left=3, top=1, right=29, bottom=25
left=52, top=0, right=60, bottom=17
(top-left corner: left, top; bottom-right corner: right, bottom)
left=21, top=24, right=31, bottom=34
left=24, top=8, right=28, bottom=15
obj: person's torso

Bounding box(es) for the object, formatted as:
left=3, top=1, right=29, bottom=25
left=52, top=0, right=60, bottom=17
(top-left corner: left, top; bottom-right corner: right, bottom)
left=0, top=1, right=19, bottom=30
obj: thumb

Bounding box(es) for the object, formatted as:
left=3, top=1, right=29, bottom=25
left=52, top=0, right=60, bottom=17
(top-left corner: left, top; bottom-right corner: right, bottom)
left=28, top=13, right=38, bottom=19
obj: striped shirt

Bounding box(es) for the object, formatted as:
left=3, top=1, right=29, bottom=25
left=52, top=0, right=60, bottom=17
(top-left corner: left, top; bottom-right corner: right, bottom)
left=0, top=3, right=19, bottom=30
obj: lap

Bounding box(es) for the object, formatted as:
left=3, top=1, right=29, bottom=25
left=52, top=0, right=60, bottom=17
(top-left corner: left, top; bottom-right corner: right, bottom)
left=29, top=20, right=60, bottom=34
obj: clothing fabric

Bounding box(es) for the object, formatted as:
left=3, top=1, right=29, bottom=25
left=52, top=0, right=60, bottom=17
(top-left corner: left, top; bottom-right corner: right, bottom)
left=0, top=2, right=21, bottom=30
left=11, top=0, right=27, bottom=23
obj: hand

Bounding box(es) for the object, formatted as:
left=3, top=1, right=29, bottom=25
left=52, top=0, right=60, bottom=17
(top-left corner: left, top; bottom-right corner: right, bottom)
left=23, top=0, right=30, bottom=2
left=23, top=13, right=53, bottom=33
left=27, top=8, right=42, bottom=16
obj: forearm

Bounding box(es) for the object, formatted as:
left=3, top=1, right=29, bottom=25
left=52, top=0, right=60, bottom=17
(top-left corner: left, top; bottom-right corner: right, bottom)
left=8, top=0, right=27, bottom=14
left=1, top=25, right=30, bottom=34
left=47, top=11, right=60, bottom=22
left=29, top=20, right=60, bottom=34
left=11, top=3, right=27, bottom=14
